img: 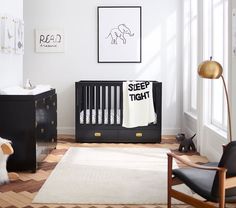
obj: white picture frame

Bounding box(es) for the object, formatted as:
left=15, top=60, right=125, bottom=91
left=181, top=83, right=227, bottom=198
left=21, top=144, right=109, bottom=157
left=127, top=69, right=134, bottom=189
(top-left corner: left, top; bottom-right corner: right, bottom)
left=35, top=29, right=64, bottom=53
left=98, top=6, right=142, bottom=63
left=1, top=15, right=15, bottom=53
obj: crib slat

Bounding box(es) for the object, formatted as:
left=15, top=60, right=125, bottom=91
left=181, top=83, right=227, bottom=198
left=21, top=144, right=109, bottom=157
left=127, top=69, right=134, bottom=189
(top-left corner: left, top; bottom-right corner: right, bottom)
left=114, top=86, right=117, bottom=125
left=120, top=84, right=123, bottom=125
left=108, top=85, right=111, bottom=125
left=96, top=85, right=100, bottom=124
left=89, top=86, right=94, bottom=124
left=86, top=85, right=89, bottom=109
left=83, top=86, right=87, bottom=124
left=102, top=85, right=105, bottom=124
left=76, top=83, right=81, bottom=128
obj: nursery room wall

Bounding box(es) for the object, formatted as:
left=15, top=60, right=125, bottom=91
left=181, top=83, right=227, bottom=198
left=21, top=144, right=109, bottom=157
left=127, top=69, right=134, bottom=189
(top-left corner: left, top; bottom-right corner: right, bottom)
left=0, top=0, right=23, bottom=88
left=23, top=0, right=183, bottom=135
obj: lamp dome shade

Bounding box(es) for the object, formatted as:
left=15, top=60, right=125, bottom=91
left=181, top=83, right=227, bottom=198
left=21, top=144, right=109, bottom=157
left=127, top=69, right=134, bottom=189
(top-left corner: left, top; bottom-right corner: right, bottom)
left=198, top=60, right=223, bottom=79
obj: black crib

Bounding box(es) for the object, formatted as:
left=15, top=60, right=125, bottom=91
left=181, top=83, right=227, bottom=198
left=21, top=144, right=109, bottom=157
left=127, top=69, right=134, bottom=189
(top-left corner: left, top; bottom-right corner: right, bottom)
left=75, top=80, right=162, bottom=143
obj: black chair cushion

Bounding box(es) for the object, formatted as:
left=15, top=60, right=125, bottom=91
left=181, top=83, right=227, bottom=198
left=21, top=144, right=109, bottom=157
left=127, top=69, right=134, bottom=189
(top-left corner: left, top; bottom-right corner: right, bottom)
left=173, top=162, right=236, bottom=202
left=173, top=162, right=217, bottom=202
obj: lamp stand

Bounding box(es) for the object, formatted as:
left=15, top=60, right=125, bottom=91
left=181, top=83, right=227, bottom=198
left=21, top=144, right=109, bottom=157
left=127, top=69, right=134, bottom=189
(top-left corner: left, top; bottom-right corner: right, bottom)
left=220, top=75, right=232, bottom=143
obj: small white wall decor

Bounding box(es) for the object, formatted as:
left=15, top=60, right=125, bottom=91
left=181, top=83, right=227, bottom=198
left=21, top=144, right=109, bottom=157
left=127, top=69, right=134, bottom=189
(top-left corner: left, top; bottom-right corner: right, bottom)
left=35, top=29, right=64, bottom=53
left=1, top=15, right=15, bottom=53
left=15, top=19, right=24, bottom=54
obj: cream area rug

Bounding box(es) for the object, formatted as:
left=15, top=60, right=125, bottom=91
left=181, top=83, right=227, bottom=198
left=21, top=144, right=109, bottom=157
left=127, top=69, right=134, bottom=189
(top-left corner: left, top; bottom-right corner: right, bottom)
left=33, top=147, right=192, bottom=204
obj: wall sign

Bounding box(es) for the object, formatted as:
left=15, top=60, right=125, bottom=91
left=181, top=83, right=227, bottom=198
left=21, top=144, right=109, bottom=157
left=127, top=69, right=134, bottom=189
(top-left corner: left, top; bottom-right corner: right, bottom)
left=97, top=6, right=142, bottom=63
left=35, top=29, right=64, bottom=53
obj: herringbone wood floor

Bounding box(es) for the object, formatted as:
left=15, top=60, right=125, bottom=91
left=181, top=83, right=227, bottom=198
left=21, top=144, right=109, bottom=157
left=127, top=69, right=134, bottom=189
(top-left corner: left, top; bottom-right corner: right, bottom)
left=0, top=136, right=234, bottom=208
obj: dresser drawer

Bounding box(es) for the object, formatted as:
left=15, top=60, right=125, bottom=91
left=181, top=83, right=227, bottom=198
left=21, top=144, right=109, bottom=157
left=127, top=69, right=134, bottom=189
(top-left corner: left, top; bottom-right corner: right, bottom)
left=77, top=130, right=118, bottom=142
left=118, top=129, right=160, bottom=143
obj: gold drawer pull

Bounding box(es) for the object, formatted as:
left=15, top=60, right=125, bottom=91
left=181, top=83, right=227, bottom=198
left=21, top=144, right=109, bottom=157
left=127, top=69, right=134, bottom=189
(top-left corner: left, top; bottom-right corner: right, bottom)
left=94, top=132, right=101, bottom=137
left=136, top=132, right=142, bottom=137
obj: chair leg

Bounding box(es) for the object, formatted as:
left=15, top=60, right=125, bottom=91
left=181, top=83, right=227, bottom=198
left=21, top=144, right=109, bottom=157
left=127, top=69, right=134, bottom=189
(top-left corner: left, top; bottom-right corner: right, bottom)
left=167, top=193, right=171, bottom=208
left=218, top=170, right=226, bottom=208
left=167, top=154, right=173, bottom=208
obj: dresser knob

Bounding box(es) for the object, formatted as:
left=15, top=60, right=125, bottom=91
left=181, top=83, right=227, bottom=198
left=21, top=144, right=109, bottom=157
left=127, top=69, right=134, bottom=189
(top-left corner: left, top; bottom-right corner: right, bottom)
left=40, top=128, right=45, bottom=133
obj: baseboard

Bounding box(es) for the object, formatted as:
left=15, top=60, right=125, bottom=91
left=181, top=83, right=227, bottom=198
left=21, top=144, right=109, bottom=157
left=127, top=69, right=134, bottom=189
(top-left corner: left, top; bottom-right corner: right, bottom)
left=57, top=127, right=75, bottom=135
left=58, top=127, right=180, bottom=136
left=162, top=128, right=181, bottom=135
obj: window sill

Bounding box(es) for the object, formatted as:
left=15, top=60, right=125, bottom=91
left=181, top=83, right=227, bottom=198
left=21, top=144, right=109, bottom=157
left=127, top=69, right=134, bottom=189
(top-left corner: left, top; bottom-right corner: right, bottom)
left=204, top=123, right=227, bottom=141
left=184, top=111, right=197, bottom=121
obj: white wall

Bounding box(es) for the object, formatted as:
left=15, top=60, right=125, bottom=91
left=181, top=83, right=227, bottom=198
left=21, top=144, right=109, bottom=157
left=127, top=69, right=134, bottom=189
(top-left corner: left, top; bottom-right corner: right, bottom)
left=23, top=0, right=183, bottom=135
left=0, top=0, right=23, bottom=88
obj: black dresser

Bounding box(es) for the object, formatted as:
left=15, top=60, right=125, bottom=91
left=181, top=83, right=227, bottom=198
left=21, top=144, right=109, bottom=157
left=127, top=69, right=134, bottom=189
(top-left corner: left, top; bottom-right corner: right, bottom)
left=0, top=89, right=57, bottom=172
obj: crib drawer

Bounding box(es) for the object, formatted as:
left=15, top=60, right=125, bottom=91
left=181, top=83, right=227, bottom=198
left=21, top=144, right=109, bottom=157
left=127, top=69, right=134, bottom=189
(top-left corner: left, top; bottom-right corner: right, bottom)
left=77, top=130, right=118, bottom=142
left=118, top=130, right=160, bottom=143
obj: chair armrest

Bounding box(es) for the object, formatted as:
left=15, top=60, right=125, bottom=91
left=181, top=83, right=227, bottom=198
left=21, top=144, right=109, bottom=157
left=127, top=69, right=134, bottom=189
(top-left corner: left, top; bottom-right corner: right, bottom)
left=167, top=152, right=225, bottom=171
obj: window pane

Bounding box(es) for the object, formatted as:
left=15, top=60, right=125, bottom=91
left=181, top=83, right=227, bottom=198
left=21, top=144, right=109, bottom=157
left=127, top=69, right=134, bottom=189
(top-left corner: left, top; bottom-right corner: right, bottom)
left=190, top=0, right=198, bottom=111
left=210, top=0, right=228, bottom=131
left=203, top=0, right=211, bottom=59
left=213, top=0, right=223, bottom=63
left=202, top=0, right=228, bottom=131
left=212, top=80, right=223, bottom=124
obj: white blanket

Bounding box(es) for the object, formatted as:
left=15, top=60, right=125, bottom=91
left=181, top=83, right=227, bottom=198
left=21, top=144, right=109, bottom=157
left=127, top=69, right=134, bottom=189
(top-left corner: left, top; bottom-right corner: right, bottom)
left=122, top=81, right=156, bottom=128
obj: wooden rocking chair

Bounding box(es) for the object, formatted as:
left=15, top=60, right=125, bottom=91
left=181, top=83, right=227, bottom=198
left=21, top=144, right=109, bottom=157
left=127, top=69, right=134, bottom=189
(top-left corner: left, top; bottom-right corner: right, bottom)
left=167, top=141, right=236, bottom=208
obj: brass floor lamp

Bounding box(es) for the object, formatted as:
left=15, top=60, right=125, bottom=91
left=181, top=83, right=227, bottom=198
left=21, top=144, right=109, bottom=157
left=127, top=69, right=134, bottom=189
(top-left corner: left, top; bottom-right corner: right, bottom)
left=198, top=57, right=232, bottom=143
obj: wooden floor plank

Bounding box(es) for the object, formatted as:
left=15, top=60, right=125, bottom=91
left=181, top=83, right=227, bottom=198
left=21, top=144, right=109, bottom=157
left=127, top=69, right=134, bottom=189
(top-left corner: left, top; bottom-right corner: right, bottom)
left=8, top=191, right=33, bottom=206
left=1, top=191, right=26, bottom=207
left=0, top=193, right=12, bottom=207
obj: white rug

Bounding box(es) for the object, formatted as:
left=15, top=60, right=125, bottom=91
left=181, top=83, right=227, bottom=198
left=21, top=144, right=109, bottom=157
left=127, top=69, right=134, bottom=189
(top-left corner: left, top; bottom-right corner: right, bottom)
left=33, top=147, right=191, bottom=204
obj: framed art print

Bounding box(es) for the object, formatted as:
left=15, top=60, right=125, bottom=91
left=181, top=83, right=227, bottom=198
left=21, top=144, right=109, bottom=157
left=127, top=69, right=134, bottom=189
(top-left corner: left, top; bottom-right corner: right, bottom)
left=98, top=6, right=142, bottom=63
left=35, top=29, right=64, bottom=53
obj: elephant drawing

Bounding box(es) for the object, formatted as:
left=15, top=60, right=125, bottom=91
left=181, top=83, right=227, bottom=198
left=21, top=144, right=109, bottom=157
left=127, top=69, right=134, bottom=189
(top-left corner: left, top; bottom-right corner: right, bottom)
left=106, top=24, right=134, bottom=44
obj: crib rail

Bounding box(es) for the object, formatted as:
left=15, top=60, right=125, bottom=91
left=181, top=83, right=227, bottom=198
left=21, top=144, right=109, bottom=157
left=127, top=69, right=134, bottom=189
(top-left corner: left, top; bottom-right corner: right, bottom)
left=75, top=80, right=161, bottom=126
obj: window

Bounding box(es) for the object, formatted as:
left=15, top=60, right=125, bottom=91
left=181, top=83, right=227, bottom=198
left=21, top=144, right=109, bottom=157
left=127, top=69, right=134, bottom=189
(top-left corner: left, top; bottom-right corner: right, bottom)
left=203, top=0, right=228, bottom=131
left=183, top=0, right=198, bottom=115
